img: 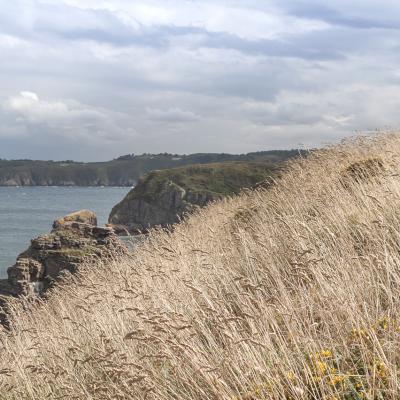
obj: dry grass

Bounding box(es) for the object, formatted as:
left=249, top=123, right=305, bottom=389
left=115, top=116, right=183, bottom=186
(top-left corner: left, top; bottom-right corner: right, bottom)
left=1, top=134, right=400, bottom=399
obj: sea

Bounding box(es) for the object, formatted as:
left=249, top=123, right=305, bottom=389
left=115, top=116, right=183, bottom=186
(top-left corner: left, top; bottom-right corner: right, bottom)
left=0, top=186, right=131, bottom=279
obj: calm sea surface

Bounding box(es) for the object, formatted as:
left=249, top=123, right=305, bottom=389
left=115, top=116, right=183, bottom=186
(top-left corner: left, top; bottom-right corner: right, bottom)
left=0, top=187, right=130, bottom=279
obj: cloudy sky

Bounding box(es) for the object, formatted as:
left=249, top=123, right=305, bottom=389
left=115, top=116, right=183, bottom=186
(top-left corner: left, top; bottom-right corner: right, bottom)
left=0, top=0, right=399, bottom=160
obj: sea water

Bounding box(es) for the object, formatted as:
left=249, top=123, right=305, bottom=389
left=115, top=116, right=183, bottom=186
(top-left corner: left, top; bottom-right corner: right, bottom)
left=0, top=186, right=131, bottom=279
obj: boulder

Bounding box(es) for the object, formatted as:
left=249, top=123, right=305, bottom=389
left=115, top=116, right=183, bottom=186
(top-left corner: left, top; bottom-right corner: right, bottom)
left=53, top=210, right=97, bottom=229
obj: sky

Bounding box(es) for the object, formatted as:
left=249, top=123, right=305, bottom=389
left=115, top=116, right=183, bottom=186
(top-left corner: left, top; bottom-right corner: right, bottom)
left=0, top=0, right=399, bottom=161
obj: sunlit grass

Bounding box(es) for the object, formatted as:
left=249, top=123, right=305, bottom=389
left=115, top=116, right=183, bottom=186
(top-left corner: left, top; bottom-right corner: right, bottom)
left=1, top=133, right=400, bottom=399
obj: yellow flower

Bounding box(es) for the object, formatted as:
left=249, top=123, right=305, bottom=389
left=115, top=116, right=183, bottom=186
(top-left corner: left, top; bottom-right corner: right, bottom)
left=355, top=382, right=362, bottom=390
left=253, top=386, right=261, bottom=396
left=286, top=371, right=296, bottom=381
left=374, top=361, right=387, bottom=378
left=370, top=317, right=390, bottom=331
left=312, top=375, right=322, bottom=383
left=350, top=328, right=367, bottom=340
left=378, top=317, right=389, bottom=330
left=328, top=374, right=346, bottom=386
left=314, top=361, right=328, bottom=376
left=319, top=349, right=333, bottom=358
left=381, top=321, right=388, bottom=330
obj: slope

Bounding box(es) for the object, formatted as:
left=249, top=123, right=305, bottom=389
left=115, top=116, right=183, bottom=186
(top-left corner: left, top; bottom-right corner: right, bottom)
left=109, top=161, right=279, bottom=232
left=1, top=134, right=400, bottom=399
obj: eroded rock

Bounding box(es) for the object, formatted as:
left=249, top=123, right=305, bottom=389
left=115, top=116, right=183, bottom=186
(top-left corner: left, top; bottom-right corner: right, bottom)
left=109, top=179, right=221, bottom=233
left=53, top=209, right=97, bottom=228
left=0, top=210, right=127, bottom=299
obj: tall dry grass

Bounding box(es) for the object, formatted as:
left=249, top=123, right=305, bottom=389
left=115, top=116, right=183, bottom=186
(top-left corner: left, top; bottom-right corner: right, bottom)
left=1, top=134, right=400, bottom=399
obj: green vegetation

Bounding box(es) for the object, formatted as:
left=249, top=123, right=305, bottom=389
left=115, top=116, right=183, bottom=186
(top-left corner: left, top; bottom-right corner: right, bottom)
left=108, top=161, right=280, bottom=231
left=127, top=161, right=278, bottom=203
left=0, top=150, right=301, bottom=186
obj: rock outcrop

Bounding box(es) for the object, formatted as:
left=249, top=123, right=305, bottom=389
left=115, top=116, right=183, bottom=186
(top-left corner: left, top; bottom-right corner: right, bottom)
left=109, top=162, right=278, bottom=233
left=0, top=210, right=127, bottom=299
left=109, top=180, right=220, bottom=233
left=53, top=209, right=97, bottom=228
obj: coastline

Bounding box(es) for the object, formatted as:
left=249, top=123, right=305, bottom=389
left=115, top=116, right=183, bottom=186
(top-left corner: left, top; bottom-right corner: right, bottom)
left=0, top=186, right=130, bottom=279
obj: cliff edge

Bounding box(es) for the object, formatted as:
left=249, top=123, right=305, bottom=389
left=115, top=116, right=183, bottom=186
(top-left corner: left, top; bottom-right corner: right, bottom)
left=108, top=161, right=278, bottom=233
left=0, top=210, right=127, bottom=300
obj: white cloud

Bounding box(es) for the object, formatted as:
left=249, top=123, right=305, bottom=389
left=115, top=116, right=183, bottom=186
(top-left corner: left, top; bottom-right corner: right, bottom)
left=19, top=91, right=39, bottom=101
left=5, top=91, right=101, bottom=124
left=0, top=33, right=27, bottom=48
left=146, top=107, right=200, bottom=122
left=2, top=91, right=138, bottom=145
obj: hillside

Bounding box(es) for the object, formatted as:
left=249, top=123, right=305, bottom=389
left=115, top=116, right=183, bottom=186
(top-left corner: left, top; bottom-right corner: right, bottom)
left=1, top=134, right=400, bottom=399
left=0, top=150, right=299, bottom=186
left=109, top=161, right=278, bottom=232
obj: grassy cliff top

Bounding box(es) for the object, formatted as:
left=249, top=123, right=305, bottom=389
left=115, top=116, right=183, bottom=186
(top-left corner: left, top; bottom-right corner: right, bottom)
left=3, top=134, right=400, bottom=399
left=124, top=161, right=279, bottom=203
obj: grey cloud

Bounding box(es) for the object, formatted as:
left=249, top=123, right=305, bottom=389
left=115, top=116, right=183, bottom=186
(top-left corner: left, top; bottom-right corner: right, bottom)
left=0, top=2, right=345, bottom=61
left=0, top=2, right=150, bottom=47
left=61, top=24, right=346, bottom=61
left=281, top=2, right=400, bottom=30
left=0, top=92, right=137, bottom=149
left=196, top=30, right=344, bottom=60
left=146, top=108, right=200, bottom=122
left=0, top=3, right=195, bottom=49
left=0, top=0, right=399, bottom=160
left=242, top=102, right=323, bottom=127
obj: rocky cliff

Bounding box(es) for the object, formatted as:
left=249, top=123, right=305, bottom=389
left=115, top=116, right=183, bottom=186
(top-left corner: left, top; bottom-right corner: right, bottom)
left=109, top=161, right=278, bottom=233
left=109, top=180, right=221, bottom=233
left=0, top=210, right=127, bottom=302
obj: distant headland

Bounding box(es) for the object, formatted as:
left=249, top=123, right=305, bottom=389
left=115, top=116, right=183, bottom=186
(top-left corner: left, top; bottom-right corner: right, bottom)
left=0, top=150, right=302, bottom=186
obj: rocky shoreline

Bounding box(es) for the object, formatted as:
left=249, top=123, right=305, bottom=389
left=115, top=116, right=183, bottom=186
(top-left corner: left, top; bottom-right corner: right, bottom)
left=0, top=210, right=128, bottom=324
left=0, top=162, right=279, bottom=324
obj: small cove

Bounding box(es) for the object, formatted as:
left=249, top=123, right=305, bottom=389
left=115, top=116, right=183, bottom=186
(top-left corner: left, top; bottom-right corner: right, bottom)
left=0, top=186, right=131, bottom=278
